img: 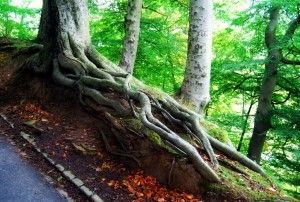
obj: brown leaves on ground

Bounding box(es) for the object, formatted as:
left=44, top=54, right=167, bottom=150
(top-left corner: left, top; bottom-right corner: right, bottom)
left=107, top=170, right=202, bottom=202
left=11, top=101, right=203, bottom=201
left=16, top=102, right=57, bottom=127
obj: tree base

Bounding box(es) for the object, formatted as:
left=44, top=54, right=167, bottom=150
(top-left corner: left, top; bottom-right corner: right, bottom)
left=0, top=38, right=295, bottom=201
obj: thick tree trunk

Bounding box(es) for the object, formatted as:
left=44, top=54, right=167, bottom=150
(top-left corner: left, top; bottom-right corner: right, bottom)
left=119, top=0, right=142, bottom=74
left=24, top=0, right=265, bottom=184
left=179, top=0, right=213, bottom=116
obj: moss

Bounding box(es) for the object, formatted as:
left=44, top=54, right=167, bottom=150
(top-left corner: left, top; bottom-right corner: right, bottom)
left=121, top=117, right=183, bottom=156
left=203, top=165, right=295, bottom=201
left=200, top=120, right=229, bottom=143
left=139, top=85, right=165, bottom=100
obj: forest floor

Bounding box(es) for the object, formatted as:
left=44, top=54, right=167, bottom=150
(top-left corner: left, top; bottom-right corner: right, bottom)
left=0, top=41, right=293, bottom=202
left=0, top=44, right=207, bottom=202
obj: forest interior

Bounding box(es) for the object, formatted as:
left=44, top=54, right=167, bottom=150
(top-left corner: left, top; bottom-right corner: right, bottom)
left=0, top=0, right=299, bottom=201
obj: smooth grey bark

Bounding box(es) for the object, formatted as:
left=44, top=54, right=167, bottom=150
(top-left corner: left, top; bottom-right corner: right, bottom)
left=178, top=0, right=213, bottom=116
left=119, top=0, right=142, bottom=74
left=248, top=7, right=300, bottom=164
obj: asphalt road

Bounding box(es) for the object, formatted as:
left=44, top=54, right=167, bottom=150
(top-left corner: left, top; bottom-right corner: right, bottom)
left=0, top=136, right=66, bottom=202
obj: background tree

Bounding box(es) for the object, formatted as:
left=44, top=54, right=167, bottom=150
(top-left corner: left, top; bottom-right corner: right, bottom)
left=0, top=0, right=40, bottom=39
left=119, top=0, right=142, bottom=74
left=177, top=0, right=213, bottom=116
left=209, top=1, right=300, bottom=196
left=248, top=5, right=300, bottom=164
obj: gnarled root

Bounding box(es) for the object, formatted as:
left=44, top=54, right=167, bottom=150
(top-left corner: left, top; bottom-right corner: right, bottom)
left=27, top=37, right=264, bottom=182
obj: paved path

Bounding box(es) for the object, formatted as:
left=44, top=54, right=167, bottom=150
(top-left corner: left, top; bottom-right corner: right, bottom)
left=0, top=136, right=66, bottom=202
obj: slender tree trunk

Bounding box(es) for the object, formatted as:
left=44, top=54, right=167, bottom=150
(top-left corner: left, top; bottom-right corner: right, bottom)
left=237, top=100, right=253, bottom=151
left=248, top=7, right=300, bottom=164
left=178, top=0, right=213, bottom=116
left=119, top=0, right=142, bottom=74
left=247, top=7, right=280, bottom=164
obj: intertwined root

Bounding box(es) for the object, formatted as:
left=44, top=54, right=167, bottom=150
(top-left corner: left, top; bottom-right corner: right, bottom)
left=34, top=37, right=264, bottom=182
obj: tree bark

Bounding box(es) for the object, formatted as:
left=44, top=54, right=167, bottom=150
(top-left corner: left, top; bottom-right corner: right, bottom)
left=248, top=7, right=280, bottom=164
left=119, top=0, right=142, bottom=74
left=248, top=7, right=300, bottom=164
left=178, top=0, right=213, bottom=116
left=25, top=0, right=265, bottom=183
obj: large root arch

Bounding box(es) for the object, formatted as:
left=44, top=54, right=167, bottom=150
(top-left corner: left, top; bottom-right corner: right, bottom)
left=25, top=33, right=264, bottom=183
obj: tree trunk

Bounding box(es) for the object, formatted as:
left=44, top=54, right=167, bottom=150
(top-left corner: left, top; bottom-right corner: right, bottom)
left=248, top=7, right=300, bottom=164
left=119, top=0, right=142, bottom=74
left=24, top=0, right=265, bottom=184
left=247, top=7, right=280, bottom=164
left=178, top=0, right=213, bottom=116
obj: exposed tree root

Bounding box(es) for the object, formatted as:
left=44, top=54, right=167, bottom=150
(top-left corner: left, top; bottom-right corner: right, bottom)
left=99, top=129, right=141, bottom=167
left=25, top=37, right=264, bottom=183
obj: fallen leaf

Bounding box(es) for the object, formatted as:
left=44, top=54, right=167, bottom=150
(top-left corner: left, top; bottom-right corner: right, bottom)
left=23, top=120, right=37, bottom=126
left=56, top=176, right=63, bottom=182
left=62, top=152, right=67, bottom=158
left=146, top=192, right=153, bottom=199
left=157, top=198, right=165, bottom=202
left=186, top=194, right=194, bottom=199
left=108, top=180, right=115, bottom=187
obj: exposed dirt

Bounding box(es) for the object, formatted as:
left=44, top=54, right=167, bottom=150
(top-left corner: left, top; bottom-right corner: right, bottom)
left=0, top=41, right=206, bottom=202
left=0, top=39, right=291, bottom=202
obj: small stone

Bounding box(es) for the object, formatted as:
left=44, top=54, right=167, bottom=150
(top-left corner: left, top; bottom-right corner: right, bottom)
left=58, top=189, right=69, bottom=198
left=46, top=157, right=55, bottom=165
left=56, top=164, right=65, bottom=172
left=91, top=194, right=105, bottom=202
left=34, top=147, right=41, bottom=153
left=63, top=170, right=75, bottom=180
left=72, top=178, right=84, bottom=187
left=79, top=186, right=93, bottom=197
left=42, top=152, right=48, bottom=158
left=20, top=132, right=29, bottom=139
left=45, top=175, right=54, bottom=184
left=66, top=198, right=74, bottom=202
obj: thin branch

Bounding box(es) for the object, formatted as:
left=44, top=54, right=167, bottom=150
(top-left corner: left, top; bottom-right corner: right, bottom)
left=271, top=91, right=291, bottom=104
left=280, top=11, right=300, bottom=63
left=280, top=57, right=300, bottom=65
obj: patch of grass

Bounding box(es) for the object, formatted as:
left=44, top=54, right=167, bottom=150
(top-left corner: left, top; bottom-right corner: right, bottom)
left=204, top=165, right=296, bottom=201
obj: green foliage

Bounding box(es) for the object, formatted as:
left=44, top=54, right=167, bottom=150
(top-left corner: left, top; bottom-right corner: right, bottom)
left=209, top=1, right=300, bottom=198
left=262, top=107, right=300, bottom=198
left=1, top=0, right=299, bottom=198
left=89, top=0, right=188, bottom=93
left=0, top=1, right=40, bottom=39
